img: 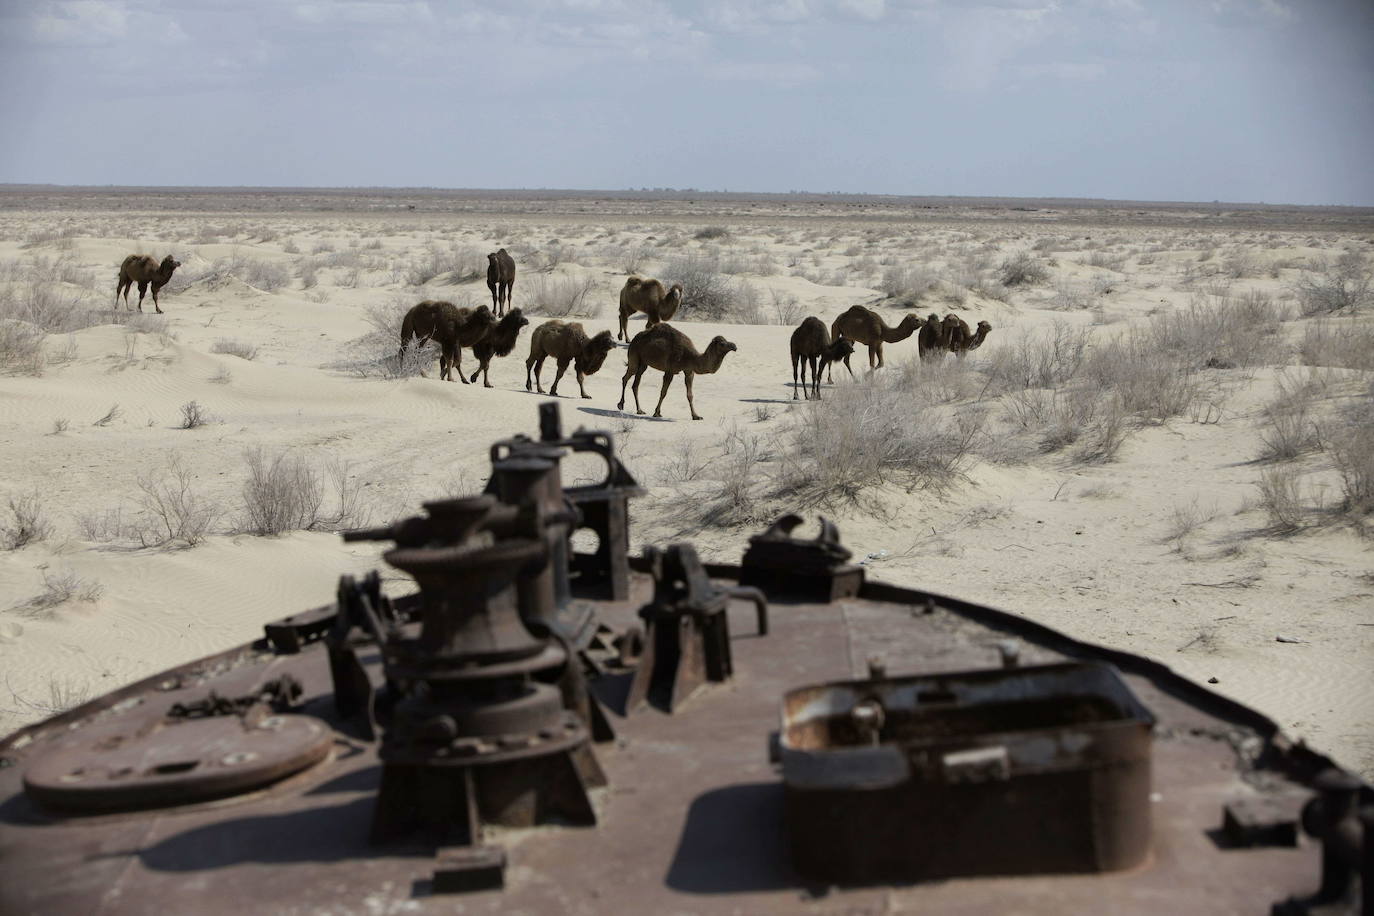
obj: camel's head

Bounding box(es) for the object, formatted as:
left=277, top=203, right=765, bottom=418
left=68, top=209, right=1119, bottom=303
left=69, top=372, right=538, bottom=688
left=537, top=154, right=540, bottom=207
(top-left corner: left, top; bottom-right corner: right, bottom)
left=709, top=336, right=737, bottom=355
left=665, top=283, right=684, bottom=304
left=831, top=335, right=855, bottom=360
left=901, top=312, right=926, bottom=330
left=976, top=321, right=993, bottom=336
left=161, top=255, right=181, bottom=271
left=500, top=308, right=529, bottom=332
left=578, top=330, right=617, bottom=375
left=487, top=252, right=498, bottom=265
left=942, top=313, right=962, bottom=331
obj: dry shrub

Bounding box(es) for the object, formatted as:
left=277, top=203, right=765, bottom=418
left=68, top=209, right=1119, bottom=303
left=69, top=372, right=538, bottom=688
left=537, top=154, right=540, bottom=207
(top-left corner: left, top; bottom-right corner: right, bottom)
left=404, top=243, right=484, bottom=286
left=1082, top=334, right=1198, bottom=423
left=10, top=570, right=103, bottom=618
left=1299, top=318, right=1374, bottom=371
left=879, top=265, right=939, bottom=301
left=335, top=299, right=438, bottom=378
left=984, top=321, right=1090, bottom=393
left=660, top=254, right=738, bottom=320
left=1257, top=373, right=1322, bottom=461
left=240, top=448, right=323, bottom=535
left=526, top=274, right=596, bottom=317
left=1144, top=290, right=1288, bottom=370
left=1293, top=251, right=1372, bottom=315
left=134, top=455, right=221, bottom=547
left=0, top=320, right=46, bottom=375
left=1324, top=392, right=1374, bottom=515
left=999, top=252, right=1049, bottom=286
left=773, top=376, right=983, bottom=509
left=211, top=338, right=258, bottom=360
left=2, top=493, right=52, bottom=549
left=1256, top=466, right=1307, bottom=533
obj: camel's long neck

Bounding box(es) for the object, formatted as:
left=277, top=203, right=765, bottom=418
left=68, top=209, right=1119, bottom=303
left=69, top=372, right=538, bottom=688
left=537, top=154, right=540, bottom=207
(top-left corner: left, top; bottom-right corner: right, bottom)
left=659, top=294, right=682, bottom=322
left=694, top=345, right=730, bottom=374
left=967, top=328, right=989, bottom=350
left=881, top=320, right=917, bottom=343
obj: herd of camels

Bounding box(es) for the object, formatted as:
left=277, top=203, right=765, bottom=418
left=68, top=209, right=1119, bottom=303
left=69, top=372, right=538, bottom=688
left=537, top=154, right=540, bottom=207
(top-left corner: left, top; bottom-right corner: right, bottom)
left=113, top=247, right=991, bottom=420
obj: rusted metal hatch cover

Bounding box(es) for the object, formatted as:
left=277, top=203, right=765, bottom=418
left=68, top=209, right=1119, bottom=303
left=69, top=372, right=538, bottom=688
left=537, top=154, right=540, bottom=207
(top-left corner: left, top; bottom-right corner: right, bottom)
left=23, top=713, right=332, bottom=813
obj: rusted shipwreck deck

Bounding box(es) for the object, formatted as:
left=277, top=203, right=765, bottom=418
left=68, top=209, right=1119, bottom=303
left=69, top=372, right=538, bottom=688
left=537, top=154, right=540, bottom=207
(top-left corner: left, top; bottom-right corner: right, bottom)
left=1, top=570, right=1363, bottom=914
left=0, top=405, right=1367, bottom=915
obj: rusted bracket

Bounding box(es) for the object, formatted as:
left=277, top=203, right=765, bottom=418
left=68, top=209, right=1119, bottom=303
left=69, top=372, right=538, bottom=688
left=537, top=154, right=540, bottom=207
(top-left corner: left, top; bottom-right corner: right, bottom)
left=1273, top=769, right=1372, bottom=914
left=626, top=544, right=767, bottom=714
left=739, top=514, right=864, bottom=602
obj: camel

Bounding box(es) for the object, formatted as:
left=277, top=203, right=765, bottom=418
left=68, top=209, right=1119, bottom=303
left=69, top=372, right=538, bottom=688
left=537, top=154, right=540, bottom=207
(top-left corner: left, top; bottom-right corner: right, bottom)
left=618, top=324, right=736, bottom=421
left=486, top=249, right=516, bottom=316
left=525, top=319, right=617, bottom=398
left=829, top=305, right=925, bottom=374
left=917, top=312, right=963, bottom=360
left=398, top=300, right=494, bottom=382
left=618, top=276, right=684, bottom=341
left=948, top=316, right=993, bottom=357
left=465, top=309, right=530, bottom=387
left=115, top=254, right=181, bottom=313
left=789, top=316, right=854, bottom=400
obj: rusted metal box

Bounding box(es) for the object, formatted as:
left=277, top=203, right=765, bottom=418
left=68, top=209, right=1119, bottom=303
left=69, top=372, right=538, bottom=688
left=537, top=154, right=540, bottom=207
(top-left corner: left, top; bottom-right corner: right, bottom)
left=778, top=661, right=1155, bottom=884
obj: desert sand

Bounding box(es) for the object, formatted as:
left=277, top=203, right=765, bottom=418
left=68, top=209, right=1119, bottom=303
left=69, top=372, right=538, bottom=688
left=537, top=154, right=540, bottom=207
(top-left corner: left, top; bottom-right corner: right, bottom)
left=0, top=189, right=1370, bottom=779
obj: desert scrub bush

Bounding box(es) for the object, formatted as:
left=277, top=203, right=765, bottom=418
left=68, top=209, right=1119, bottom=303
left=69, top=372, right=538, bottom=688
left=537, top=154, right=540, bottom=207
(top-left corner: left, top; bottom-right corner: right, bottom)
left=134, top=455, right=221, bottom=547
left=770, top=290, right=805, bottom=325
left=21, top=226, right=79, bottom=250
left=526, top=274, right=596, bottom=317
left=879, top=265, right=938, bottom=301
left=984, top=322, right=1091, bottom=393
left=10, top=570, right=103, bottom=618
left=179, top=400, right=213, bottom=429
left=1323, top=392, right=1374, bottom=515
left=772, top=376, right=983, bottom=510
left=999, top=252, right=1049, bottom=286
left=334, top=299, right=438, bottom=379
left=240, top=447, right=323, bottom=535
left=1256, top=466, right=1308, bottom=532
left=1052, top=279, right=1094, bottom=311
left=1299, top=318, right=1374, bottom=371
left=1145, top=290, right=1288, bottom=370
left=404, top=243, right=483, bottom=286
left=1293, top=251, right=1372, bottom=315
left=211, top=338, right=258, bottom=360
left=1256, top=373, right=1322, bottom=461
left=2, top=493, right=52, bottom=549
left=1, top=280, right=102, bottom=334
left=660, top=254, right=738, bottom=321
left=0, top=319, right=47, bottom=375
left=693, top=226, right=730, bottom=241
left=1081, top=334, right=1199, bottom=424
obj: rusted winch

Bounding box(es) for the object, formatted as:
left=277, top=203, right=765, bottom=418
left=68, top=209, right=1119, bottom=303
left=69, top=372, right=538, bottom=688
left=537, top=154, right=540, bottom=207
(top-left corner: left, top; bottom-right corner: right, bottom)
left=350, top=485, right=605, bottom=891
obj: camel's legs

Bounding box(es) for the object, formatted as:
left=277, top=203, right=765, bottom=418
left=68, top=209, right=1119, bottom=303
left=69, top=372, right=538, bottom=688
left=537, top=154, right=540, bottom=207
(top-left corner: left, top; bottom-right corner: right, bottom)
left=136, top=281, right=149, bottom=312
left=653, top=371, right=676, bottom=419
left=792, top=353, right=801, bottom=399
left=809, top=356, right=821, bottom=399
left=631, top=368, right=648, bottom=414
left=525, top=355, right=540, bottom=391
left=551, top=358, right=571, bottom=397
left=576, top=368, right=591, bottom=399
left=151, top=284, right=164, bottom=314
left=618, top=307, right=628, bottom=342
left=683, top=372, right=701, bottom=421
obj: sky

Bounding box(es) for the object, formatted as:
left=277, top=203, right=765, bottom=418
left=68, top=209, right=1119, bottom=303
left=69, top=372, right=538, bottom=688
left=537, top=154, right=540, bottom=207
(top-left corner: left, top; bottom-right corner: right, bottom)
left=1, top=0, right=1371, bottom=205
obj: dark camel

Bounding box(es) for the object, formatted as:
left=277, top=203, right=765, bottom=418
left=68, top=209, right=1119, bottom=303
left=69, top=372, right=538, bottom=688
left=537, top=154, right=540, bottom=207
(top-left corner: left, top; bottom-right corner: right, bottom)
left=115, top=254, right=181, bottom=313
left=525, top=319, right=617, bottom=398
left=618, top=324, right=736, bottom=421
left=948, top=316, right=993, bottom=357
left=466, top=309, right=530, bottom=387
left=789, top=316, right=855, bottom=400
left=829, top=305, right=925, bottom=373
left=398, top=300, right=494, bottom=382
left=917, top=312, right=962, bottom=360
left=486, top=249, right=516, bottom=316
left=618, top=276, right=684, bottom=341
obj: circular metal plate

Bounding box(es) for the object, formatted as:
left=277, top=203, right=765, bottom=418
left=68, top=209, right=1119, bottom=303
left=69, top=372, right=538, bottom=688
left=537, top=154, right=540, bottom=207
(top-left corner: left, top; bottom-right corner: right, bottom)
left=23, top=713, right=333, bottom=813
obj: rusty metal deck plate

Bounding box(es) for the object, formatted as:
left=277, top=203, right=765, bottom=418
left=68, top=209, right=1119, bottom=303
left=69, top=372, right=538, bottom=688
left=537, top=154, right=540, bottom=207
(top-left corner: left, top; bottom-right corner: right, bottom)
left=0, top=572, right=1343, bottom=914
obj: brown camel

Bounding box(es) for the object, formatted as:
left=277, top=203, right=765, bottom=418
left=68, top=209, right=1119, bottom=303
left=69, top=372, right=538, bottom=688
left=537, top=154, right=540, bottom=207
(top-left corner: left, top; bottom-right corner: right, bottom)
left=917, top=312, right=962, bottom=360
left=618, top=324, right=737, bottom=421
left=465, top=309, right=530, bottom=387
left=789, top=316, right=855, bottom=400
left=525, top=320, right=618, bottom=398
left=115, top=254, right=181, bottom=313
left=398, top=301, right=494, bottom=382
left=486, top=249, right=516, bottom=316
left=829, top=305, right=925, bottom=373
left=948, top=316, right=994, bottom=357
left=618, top=276, right=684, bottom=341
